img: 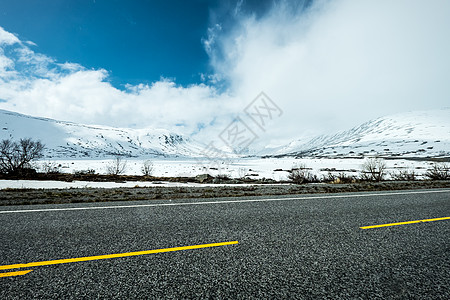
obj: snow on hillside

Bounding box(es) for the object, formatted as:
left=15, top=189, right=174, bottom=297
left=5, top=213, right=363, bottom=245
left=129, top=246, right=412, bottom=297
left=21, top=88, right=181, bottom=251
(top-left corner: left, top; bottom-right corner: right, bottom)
left=273, top=109, right=450, bottom=158
left=2, top=108, right=449, bottom=161
left=0, top=109, right=205, bottom=158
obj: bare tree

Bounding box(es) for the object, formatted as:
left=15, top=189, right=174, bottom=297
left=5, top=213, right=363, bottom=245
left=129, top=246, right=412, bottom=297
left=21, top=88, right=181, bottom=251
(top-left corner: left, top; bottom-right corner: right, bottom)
left=106, top=155, right=127, bottom=175
left=425, top=162, right=450, bottom=180
left=0, top=138, right=44, bottom=175
left=141, top=160, right=154, bottom=176
left=360, top=158, right=387, bottom=181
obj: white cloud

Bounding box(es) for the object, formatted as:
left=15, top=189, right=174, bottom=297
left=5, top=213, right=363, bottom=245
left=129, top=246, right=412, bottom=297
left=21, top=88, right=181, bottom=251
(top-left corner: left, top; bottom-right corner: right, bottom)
left=0, top=52, right=16, bottom=78
left=0, top=68, right=232, bottom=136
left=0, top=27, right=20, bottom=45
left=24, top=40, right=37, bottom=47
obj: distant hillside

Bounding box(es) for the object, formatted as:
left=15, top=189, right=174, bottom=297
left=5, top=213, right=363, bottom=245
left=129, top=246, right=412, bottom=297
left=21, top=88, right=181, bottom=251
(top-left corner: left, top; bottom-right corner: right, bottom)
left=0, top=109, right=204, bottom=158
left=3, top=109, right=449, bottom=160
left=271, top=109, right=450, bottom=159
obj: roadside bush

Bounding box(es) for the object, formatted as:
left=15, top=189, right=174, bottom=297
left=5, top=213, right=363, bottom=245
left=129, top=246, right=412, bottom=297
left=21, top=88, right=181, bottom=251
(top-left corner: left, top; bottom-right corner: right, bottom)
left=324, top=172, right=356, bottom=184
left=214, top=174, right=231, bottom=183
left=141, top=160, right=154, bottom=176
left=360, top=158, right=387, bottom=182
left=0, top=138, right=44, bottom=176
left=425, top=163, right=450, bottom=180
left=74, top=169, right=96, bottom=175
left=322, top=172, right=336, bottom=182
left=106, top=155, right=127, bottom=175
left=390, top=169, right=416, bottom=181
left=288, top=164, right=318, bottom=184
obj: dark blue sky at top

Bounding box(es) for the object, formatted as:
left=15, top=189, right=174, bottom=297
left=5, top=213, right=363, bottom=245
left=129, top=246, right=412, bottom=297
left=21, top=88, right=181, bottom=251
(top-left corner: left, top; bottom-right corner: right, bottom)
left=0, top=0, right=279, bottom=88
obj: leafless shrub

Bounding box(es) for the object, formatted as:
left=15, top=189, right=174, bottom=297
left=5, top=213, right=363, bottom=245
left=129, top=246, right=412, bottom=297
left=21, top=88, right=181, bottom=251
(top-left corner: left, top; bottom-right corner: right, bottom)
left=141, top=160, right=154, bottom=176
left=425, top=163, right=450, bottom=180
left=106, top=155, right=127, bottom=175
left=74, top=169, right=96, bottom=175
left=390, top=169, right=417, bottom=181
left=0, top=138, right=44, bottom=175
left=360, top=158, right=387, bottom=182
left=215, top=174, right=231, bottom=181
left=288, top=164, right=318, bottom=184
left=41, top=161, right=62, bottom=174
left=322, top=172, right=337, bottom=182
left=324, top=172, right=356, bottom=184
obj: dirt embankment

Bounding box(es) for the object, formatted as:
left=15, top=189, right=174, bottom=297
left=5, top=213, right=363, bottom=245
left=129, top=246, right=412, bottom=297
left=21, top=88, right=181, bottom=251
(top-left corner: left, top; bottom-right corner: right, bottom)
left=1, top=180, right=449, bottom=206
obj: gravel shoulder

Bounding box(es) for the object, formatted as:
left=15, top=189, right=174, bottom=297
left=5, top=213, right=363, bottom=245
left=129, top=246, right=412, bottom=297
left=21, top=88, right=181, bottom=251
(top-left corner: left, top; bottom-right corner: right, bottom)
left=1, top=180, right=450, bottom=206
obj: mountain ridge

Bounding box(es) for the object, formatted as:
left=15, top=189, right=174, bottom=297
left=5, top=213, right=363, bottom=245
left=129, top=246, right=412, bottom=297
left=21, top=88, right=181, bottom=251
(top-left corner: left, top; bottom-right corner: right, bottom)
left=0, top=109, right=205, bottom=158
left=2, top=109, right=449, bottom=160
left=271, top=109, right=450, bottom=159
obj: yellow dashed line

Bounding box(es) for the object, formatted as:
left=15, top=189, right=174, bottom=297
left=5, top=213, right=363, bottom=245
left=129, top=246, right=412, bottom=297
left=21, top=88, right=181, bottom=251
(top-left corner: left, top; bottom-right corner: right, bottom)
left=0, top=270, right=33, bottom=277
left=0, top=241, right=239, bottom=275
left=360, top=217, right=450, bottom=229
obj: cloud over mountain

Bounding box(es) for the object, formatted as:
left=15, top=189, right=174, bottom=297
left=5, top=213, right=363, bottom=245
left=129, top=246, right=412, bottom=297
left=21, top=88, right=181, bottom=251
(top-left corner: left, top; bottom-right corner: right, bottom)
left=207, top=0, right=450, bottom=145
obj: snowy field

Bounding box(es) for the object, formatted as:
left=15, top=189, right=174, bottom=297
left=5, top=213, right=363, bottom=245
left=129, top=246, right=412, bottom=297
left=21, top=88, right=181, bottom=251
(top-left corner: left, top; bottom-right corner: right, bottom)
left=0, top=157, right=435, bottom=189
left=0, top=180, right=278, bottom=189
left=42, top=157, right=432, bottom=179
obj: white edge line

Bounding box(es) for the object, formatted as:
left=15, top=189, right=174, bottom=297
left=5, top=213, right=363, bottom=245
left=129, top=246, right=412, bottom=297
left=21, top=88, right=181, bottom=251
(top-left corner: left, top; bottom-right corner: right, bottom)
left=1, top=189, right=449, bottom=214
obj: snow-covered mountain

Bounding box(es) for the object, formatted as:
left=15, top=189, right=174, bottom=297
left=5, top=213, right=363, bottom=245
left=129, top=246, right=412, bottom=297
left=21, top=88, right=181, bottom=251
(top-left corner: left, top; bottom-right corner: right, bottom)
left=0, top=110, right=205, bottom=158
left=2, top=108, right=449, bottom=160
left=272, top=109, right=450, bottom=159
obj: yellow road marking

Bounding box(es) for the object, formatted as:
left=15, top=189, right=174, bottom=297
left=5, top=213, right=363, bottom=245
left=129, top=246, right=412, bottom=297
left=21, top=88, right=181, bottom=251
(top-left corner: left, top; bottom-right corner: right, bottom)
left=0, top=270, right=33, bottom=277
left=0, top=241, right=238, bottom=271
left=360, top=217, right=450, bottom=229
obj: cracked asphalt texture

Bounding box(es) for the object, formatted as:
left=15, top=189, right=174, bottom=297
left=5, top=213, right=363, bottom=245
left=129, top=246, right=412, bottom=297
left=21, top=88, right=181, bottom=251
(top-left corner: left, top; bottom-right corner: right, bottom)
left=1, top=189, right=449, bottom=299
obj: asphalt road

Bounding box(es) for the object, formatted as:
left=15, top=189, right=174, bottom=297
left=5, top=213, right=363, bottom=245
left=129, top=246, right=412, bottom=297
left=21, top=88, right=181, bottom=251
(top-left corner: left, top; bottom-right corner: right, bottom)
left=1, top=189, right=449, bottom=299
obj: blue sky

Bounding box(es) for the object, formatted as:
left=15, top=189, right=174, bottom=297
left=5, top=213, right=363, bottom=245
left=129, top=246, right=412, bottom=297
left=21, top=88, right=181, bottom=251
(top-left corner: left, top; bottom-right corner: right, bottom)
left=0, top=0, right=279, bottom=87
left=0, top=0, right=449, bottom=149
left=0, top=0, right=213, bottom=87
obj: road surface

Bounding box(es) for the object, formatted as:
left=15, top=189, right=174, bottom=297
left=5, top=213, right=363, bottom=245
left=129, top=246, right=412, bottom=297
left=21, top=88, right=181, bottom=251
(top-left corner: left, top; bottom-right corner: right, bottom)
left=1, top=189, right=449, bottom=299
